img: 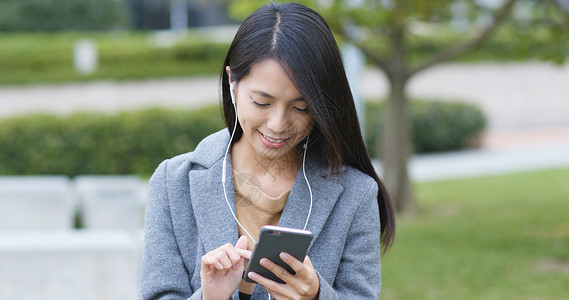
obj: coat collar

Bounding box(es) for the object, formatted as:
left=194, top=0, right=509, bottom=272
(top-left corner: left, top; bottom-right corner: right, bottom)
left=188, top=130, right=344, bottom=252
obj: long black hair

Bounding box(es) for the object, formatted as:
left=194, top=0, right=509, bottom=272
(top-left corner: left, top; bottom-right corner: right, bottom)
left=220, top=2, right=394, bottom=253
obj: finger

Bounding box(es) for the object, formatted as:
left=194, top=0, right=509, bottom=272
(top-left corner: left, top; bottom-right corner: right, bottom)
left=201, top=249, right=217, bottom=264
left=201, top=243, right=247, bottom=271
left=212, top=244, right=235, bottom=269
left=215, top=250, right=233, bottom=269
left=259, top=257, right=293, bottom=284
left=201, top=251, right=224, bottom=270
left=224, top=246, right=243, bottom=267
left=233, top=236, right=251, bottom=261
left=280, top=254, right=319, bottom=297
left=292, top=253, right=317, bottom=281
left=236, top=248, right=252, bottom=260
left=247, top=271, right=285, bottom=294
left=279, top=252, right=307, bottom=276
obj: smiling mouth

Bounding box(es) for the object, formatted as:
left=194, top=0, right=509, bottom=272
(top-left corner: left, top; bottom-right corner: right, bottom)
left=258, top=130, right=290, bottom=146
left=262, top=133, right=286, bottom=143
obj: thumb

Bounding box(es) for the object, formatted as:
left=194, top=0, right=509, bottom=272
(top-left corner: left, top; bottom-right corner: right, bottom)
left=235, top=236, right=251, bottom=260
left=304, top=255, right=314, bottom=267
left=235, top=235, right=249, bottom=250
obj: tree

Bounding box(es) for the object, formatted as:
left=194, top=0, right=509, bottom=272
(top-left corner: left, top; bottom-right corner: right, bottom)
left=230, top=0, right=569, bottom=214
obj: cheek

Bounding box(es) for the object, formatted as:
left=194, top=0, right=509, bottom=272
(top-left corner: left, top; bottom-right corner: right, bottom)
left=295, top=115, right=314, bottom=133
left=235, top=102, right=248, bottom=124
left=236, top=106, right=261, bottom=131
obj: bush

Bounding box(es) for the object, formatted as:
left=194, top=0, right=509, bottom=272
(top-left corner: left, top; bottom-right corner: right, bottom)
left=0, top=106, right=225, bottom=176
left=365, top=100, right=486, bottom=157
left=0, top=0, right=130, bottom=31
left=0, top=100, right=485, bottom=176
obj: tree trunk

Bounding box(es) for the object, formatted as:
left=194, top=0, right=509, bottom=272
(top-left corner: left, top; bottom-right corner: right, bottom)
left=381, top=73, right=416, bottom=214
left=380, top=14, right=416, bottom=214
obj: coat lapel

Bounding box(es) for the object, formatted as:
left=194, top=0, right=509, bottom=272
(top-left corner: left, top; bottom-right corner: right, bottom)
left=278, top=154, right=344, bottom=247
left=189, top=154, right=239, bottom=252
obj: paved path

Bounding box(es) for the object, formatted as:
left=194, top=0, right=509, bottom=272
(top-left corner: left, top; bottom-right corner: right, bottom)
left=367, top=122, right=569, bottom=182
left=0, top=77, right=220, bottom=117
left=407, top=131, right=569, bottom=182
left=2, top=61, right=568, bottom=130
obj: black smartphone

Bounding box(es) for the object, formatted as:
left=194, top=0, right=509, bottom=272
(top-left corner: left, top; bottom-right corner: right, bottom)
left=243, top=225, right=313, bottom=284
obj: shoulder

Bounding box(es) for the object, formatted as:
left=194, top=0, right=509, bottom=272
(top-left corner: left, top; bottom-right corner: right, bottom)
left=343, top=165, right=377, bottom=191
left=150, top=129, right=230, bottom=181
left=327, top=164, right=378, bottom=199
left=305, top=152, right=378, bottom=202
left=339, top=166, right=379, bottom=214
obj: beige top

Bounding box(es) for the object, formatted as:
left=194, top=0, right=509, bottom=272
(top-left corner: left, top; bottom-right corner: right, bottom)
left=233, top=170, right=290, bottom=295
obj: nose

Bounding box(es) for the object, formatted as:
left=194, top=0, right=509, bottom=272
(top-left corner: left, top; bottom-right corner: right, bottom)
left=266, top=108, right=290, bottom=134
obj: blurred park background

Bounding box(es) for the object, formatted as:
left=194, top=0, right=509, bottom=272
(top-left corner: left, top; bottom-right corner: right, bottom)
left=0, top=0, right=568, bottom=299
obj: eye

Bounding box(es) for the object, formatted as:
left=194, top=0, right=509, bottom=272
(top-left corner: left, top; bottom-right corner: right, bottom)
left=294, top=107, right=310, bottom=113
left=251, top=98, right=269, bottom=108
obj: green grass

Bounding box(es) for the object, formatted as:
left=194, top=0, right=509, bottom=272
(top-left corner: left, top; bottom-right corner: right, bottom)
left=381, top=168, right=569, bottom=300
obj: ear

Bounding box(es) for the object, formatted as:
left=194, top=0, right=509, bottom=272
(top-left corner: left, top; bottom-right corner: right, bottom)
left=225, top=66, right=232, bottom=84
left=226, top=66, right=237, bottom=105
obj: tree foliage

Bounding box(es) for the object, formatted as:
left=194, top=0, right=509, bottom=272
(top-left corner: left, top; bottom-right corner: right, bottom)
left=230, top=0, right=569, bottom=66
left=230, top=0, right=569, bottom=213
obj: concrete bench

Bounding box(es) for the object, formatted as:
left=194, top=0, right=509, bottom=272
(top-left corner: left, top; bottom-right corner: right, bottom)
left=0, top=176, right=75, bottom=230
left=0, top=230, right=142, bottom=300
left=74, top=175, right=146, bottom=230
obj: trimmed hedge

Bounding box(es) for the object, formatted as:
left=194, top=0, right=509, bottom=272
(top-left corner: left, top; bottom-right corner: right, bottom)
left=0, top=106, right=226, bottom=176
left=365, top=100, right=486, bottom=157
left=0, top=32, right=230, bottom=85
left=0, top=100, right=486, bottom=176
left=0, top=0, right=130, bottom=31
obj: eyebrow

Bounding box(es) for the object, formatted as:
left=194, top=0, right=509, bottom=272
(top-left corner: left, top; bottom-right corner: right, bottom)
left=252, top=90, right=305, bottom=101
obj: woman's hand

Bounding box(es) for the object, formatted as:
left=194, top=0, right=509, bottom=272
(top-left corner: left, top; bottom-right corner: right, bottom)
left=247, top=253, right=320, bottom=300
left=201, top=235, right=251, bottom=300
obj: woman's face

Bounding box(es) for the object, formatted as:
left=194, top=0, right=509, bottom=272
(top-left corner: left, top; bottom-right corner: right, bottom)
left=228, top=59, right=314, bottom=161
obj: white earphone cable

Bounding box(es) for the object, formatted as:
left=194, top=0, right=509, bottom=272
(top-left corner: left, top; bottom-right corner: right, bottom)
left=222, top=82, right=256, bottom=243
left=301, top=133, right=312, bottom=231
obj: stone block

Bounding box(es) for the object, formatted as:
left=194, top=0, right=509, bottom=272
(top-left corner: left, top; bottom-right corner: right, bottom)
left=0, top=176, right=75, bottom=230
left=74, top=176, right=146, bottom=230
left=0, top=230, right=142, bottom=300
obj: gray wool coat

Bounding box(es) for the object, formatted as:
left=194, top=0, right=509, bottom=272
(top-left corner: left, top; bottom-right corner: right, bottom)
left=140, top=129, right=382, bottom=300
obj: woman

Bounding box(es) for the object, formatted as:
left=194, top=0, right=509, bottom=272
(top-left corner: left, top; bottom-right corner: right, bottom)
left=140, top=3, right=395, bottom=300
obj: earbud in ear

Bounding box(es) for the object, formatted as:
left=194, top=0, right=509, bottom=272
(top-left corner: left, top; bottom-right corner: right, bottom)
left=303, top=133, right=310, bottom=149
left=230, top=82, right=236, bottom=105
